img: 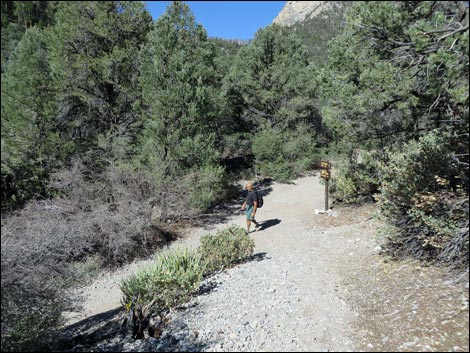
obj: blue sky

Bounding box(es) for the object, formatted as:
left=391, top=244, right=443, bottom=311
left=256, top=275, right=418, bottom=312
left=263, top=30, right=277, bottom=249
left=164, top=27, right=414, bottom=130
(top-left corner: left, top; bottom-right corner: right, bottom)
left=145, top=1, right=286, bottom=40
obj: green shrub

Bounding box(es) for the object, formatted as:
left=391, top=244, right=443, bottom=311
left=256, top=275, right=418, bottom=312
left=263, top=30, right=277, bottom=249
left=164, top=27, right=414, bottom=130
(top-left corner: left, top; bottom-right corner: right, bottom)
left=199, top=225, right=255, bottom=273
left=331, top=173, right=359, bottom=203
left=377, top=131, right=468, bottom=266
left=184, top=165, right=227, bottom=211
left=330, top=150, right=381, bottom=203
left=120, top=225, right=255, bottom=332
left=120, top=248, right=205, bottom=316
left=67, top=254, right=102, bottom=284
left=252, top=125, right=319, bottom=182
left=378, top=132, right=460, bottom=221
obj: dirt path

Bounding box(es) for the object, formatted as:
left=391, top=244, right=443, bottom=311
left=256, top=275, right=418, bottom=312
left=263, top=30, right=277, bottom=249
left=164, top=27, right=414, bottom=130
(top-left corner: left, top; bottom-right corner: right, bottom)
left=65, top=175, right=324, bottom=326
left=166, top=175, right=361, bottom=351
left=63, top=175, right=469, bottom=352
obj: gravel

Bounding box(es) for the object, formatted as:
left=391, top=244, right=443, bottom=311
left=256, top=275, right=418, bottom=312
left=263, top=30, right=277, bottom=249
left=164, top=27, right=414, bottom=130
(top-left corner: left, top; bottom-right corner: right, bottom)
left=60, top=175, right=469, bottom=352
left=150, top=176, right=363, bottom=352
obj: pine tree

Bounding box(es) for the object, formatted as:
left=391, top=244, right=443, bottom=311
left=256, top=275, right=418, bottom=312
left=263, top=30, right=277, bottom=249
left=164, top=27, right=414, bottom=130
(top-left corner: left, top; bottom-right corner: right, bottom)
left=319, top=1, right=468, bottom=263
left=226, top=24, right=319, bottom=131
left=47, top=1, right=152, bottom=163
left=1, top=1, right=57, bottom=72
left=224, top=24, right=321, bottom=180
left=1, top=27, right=59, bottom=205
left=138, top=1, right=225, bottom=213
left=321, top=1, right=469, bottom=150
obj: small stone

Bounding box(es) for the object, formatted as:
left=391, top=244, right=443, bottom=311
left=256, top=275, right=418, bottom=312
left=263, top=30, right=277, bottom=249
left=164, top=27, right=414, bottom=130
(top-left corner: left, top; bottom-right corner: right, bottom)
left=122, top=342, right=134, bottom=351
left=326, top=209, right=338, bottom=217
left=148, top=337, right=159, bottom=344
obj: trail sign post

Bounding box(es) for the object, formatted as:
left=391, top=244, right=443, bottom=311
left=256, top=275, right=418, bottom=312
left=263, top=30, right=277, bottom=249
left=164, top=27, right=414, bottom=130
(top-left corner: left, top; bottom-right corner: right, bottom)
left=320, top=161, right=331, bottom=211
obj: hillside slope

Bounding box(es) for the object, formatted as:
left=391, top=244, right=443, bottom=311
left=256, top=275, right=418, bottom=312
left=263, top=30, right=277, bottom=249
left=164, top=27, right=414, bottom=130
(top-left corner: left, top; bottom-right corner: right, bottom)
left=273, top=1, right=351, bottom=65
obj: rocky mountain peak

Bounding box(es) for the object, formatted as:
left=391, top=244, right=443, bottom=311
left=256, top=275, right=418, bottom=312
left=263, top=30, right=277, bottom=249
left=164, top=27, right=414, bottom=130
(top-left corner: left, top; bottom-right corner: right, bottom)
left=273, top=1, right=342, bottom=27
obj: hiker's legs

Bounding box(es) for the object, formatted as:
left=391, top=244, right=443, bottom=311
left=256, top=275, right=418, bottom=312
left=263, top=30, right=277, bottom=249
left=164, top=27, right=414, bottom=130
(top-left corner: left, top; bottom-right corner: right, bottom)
left=245, top=205, right=260, bottom=232
left=245, top=206, right=253, bottom=232
left=247, top=219, right=261, bottom=233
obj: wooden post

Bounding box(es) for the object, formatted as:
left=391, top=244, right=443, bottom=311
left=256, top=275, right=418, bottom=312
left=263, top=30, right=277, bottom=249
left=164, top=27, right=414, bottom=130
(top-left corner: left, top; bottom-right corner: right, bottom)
left=325, top=178, right=329, bottom=211
left=320, top=161, right=331, bottom=212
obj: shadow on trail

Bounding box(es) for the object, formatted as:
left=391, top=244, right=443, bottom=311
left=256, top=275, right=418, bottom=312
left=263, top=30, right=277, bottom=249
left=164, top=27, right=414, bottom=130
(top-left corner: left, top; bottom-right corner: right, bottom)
left=232, top=252, right=270, bottom=276
left=259, top=218, right=281, bottom=231
left=192, top=179, right=274, bottom=228
left=58, top=305, right=216, bottom=352
left=63, top=307, right=124, bottom=335
left=57, top=307, right=126, bottom=351
left=243, top=251, right=270, bottom=263
left=57, top=254, right=270, bottom=351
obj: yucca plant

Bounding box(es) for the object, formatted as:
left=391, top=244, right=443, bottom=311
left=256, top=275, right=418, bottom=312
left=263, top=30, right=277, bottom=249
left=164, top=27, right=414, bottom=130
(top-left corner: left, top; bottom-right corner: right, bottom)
left=120, top=226, right=255, bottom=339
left=120, top=248, right=206, bottom=320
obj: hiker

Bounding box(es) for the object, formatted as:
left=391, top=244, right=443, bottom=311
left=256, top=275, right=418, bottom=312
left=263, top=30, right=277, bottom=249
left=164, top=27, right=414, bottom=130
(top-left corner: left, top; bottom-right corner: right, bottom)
left=241, top=181, right=261, bottom=233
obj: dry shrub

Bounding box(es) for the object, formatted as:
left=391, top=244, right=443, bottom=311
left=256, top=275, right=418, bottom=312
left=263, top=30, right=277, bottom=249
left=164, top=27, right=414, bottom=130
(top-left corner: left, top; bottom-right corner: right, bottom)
left=46, top=160, right=174, bottom=266
left=1, top=160, right=175, bottom=351
left=377, top=132, right=469, bottom=267
left=143, top=164, right=228, bottom=225
left=1, top=202, right=77, bottom=351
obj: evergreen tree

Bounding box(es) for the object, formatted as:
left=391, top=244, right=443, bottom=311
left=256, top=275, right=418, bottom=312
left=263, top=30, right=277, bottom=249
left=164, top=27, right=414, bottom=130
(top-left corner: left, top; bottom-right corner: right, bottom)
left=1, top=1, right=57, bottom=72
left=1, top=27, right=60, bottom=205
left=320, top=1, right=468, bottom=264
left=224, top=24, right=321, bottom=180
left=138, top=1, right=225, bottom=213
left=291, top=1, right=352, bottom=66
left=227, top=24, right=319, bottom=131
left=321, top=1, right=469, bottom=150
left=47, top=1, right=152, bottom=164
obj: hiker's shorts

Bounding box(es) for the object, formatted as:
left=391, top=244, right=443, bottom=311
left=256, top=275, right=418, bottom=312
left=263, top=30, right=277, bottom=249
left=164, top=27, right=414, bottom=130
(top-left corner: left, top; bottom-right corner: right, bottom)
left=246, top=205, right=255, bottom=220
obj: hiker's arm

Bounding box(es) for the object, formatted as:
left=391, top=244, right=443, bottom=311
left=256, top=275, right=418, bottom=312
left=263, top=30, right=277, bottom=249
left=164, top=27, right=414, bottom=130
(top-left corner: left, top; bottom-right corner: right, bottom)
left=241, top=200, right=246, bottom=210
left=252, top=201, right=257, bottom=216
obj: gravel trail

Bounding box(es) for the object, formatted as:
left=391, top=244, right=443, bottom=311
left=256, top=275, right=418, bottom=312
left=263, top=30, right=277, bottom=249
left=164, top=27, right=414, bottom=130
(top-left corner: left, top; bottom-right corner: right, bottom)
left=63, top=175, right=469, bottom=352
left=168, top=175, right=361, bottom=352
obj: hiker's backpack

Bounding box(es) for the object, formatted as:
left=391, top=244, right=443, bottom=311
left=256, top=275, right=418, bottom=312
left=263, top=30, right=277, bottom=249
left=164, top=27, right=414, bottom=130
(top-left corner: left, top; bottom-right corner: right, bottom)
left=256, top=191, right=264, bottom=208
